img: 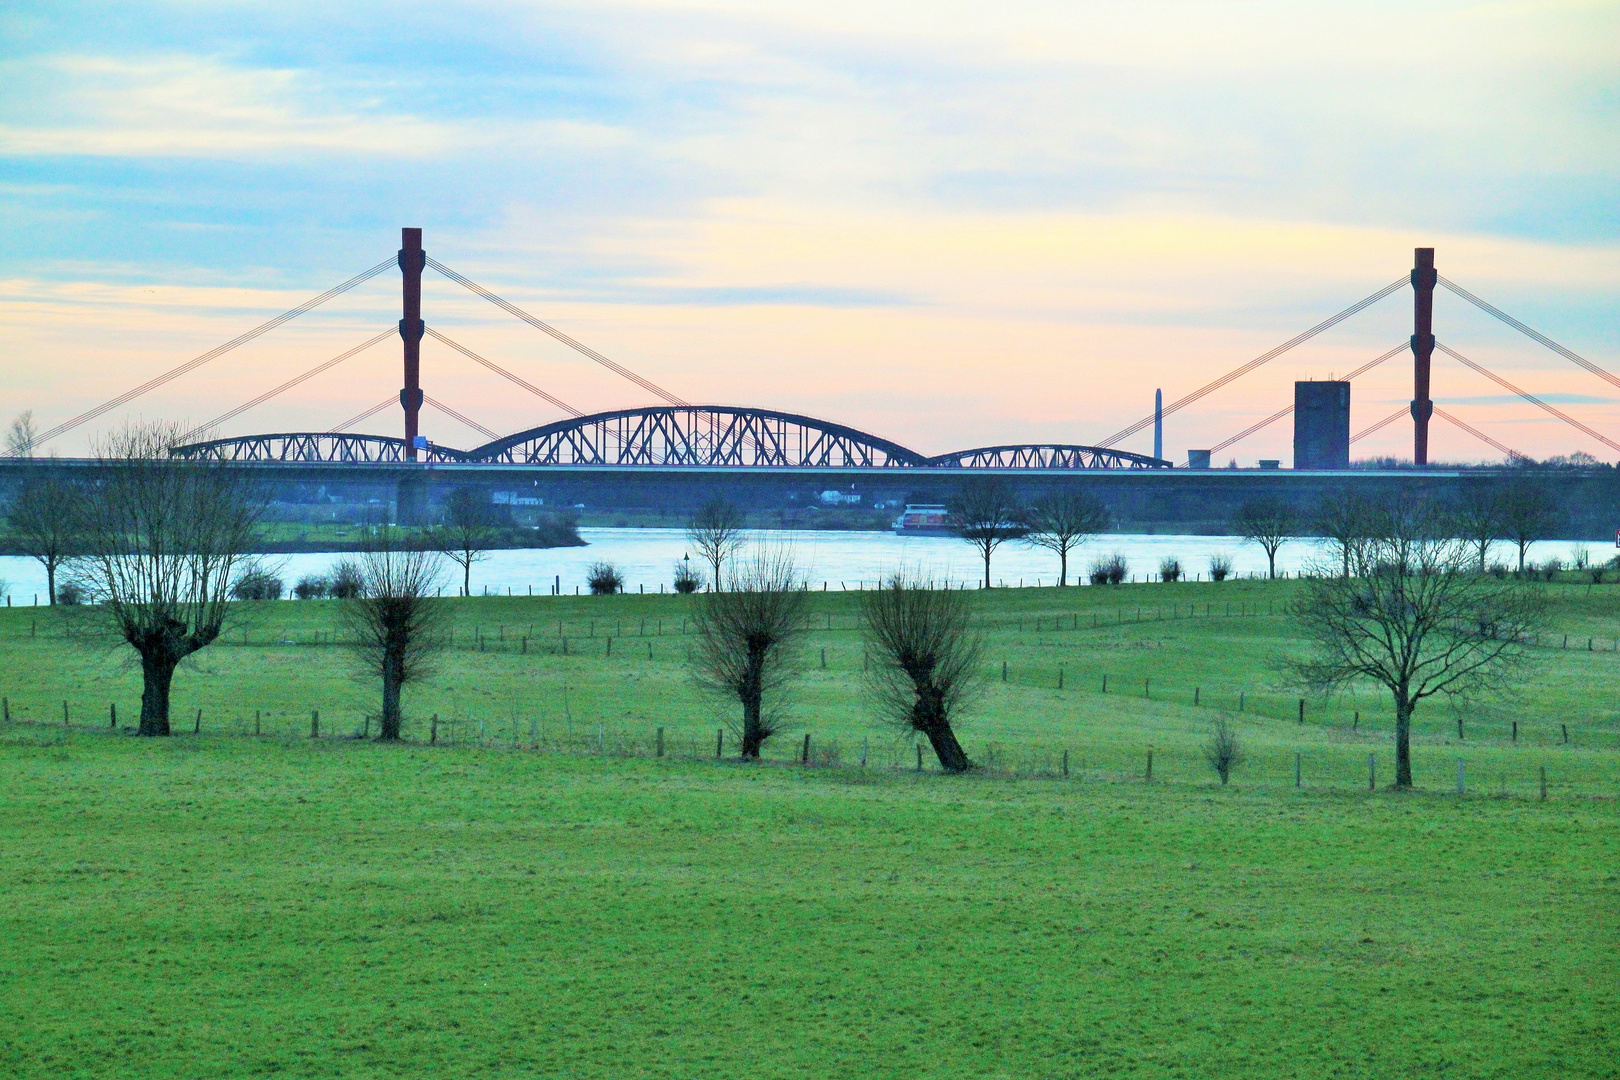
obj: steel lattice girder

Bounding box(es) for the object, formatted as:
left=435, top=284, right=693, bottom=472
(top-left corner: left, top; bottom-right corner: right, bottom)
left=924, top=444, right=1170, bottom=469
left=169, top=409, right=1173, bottom=469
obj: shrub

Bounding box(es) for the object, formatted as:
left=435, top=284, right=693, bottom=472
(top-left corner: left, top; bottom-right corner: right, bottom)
left=673, top=559, right=703, bottom=594
left=293, top=574, right=330, bottom=600
left=56, top=580, right=87, bottom=605
left=1209, top=553, right=1233, bottom=582
left=587, top=561, right=624, bottom=595
left=1541, top=558, right=1563, bottom=582
left=1204, top=715, right=1244, bottom=785
left=231, top=570, right=284, bottom=601
left=1488, top=563, right=1509, bottom=579
left=1088, top=553, right=1128, bottom=585
left=1572, top=547, right=1590, bottom=570
left=1592, top=567, right=1606, bottom=585
left=329, top=560, right=365, bottom=599
left=1159, top=556, right=1182, bottom=583
left=293, top=574, right=326, bottom=599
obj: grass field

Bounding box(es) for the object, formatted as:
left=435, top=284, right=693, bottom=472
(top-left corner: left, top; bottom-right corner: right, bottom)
left=2, top=580, right=1617, bottom=1076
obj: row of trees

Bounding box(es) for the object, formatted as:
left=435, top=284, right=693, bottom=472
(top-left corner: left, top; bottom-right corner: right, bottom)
left=1, top=424, right=447, bottom=738
left=691, top=551, right=982, bottom=771
left=1234, top=481, right=1561, bottom=580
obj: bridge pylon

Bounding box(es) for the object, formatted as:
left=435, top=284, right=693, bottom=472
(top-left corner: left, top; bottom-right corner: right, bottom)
left=1411, top=246, right=1436, bottom=467
left=399, top=227, right=426, bottom=461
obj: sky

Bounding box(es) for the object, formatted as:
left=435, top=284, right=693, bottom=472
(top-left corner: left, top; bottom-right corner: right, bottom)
left=1, top=0, right=1617, bottom=463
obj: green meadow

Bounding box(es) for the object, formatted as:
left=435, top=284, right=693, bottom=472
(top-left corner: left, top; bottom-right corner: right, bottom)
left=2, top=580, right=1617, bottom=1077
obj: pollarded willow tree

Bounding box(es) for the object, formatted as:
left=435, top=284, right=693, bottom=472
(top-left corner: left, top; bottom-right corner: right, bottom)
left=690, top=546, right=810, bottom=758
left=71, top=423, right=263, bottom=735
left=7, top=471, right=80, bottom=604
left=1234, top=497, right=1297, bottom=580
left=1291, top=498, right=1544, bottom=789
left=860, top=572, right=984, bottom=772
left=342, top=537, right=446, bottom=740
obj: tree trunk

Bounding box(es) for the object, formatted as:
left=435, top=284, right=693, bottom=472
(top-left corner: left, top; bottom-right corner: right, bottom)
left=711, top=556, right=723, bottom=593
left=921, top=720, right=973, bottom=772
left=983, top=548, right=992, bottom=589
left=1517, top=541, right=1528, bottom=573
left=379, top=647, right=404, bottom=740
left=1267, top=548, right=1278, bottom=579
left=137, top=652, right=177, bottom=736
left=1393, top=693, right=1413, bottom=789
left=463, top=560, right=471, bottom=598
left=1058, top=548, right=1068, bottom=587
left=46, top=560, right=57, bottom=606
left=739, top=693, right=764, bottom=758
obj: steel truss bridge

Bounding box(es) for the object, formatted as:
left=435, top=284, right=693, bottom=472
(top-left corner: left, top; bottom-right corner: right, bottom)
left=171, top=406, right=1171, bottom=468
left=21, top=227, right=1618, bottom=470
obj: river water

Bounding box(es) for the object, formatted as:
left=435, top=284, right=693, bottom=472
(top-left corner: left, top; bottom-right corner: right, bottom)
left=0, top=529, right=1603, bottom=602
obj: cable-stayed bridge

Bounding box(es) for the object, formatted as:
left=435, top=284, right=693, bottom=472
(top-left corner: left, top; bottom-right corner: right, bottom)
left=16, top=229, right=1615, bottom=474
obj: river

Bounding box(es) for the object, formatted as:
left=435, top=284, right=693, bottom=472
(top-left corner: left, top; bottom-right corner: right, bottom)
left=0, top=529, right=1605, bottom=603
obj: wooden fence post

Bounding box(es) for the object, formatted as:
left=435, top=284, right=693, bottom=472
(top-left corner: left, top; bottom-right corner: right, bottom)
left=194, top=708, right=202, bottom=734
left=110, top=703, right=116, bottom=728
left=1298, top=699, right=1304, bottom=724
left=1001, top=660, right=1007, bottom=683
left=1456, top=759, right=1465, bottom=795
left=916, top=744, right=923, bottom=772
left=1194, top=687, right=1200, bottom=706
left=1144, top=749, right=1153, bottom=782
left=1539, top=764, right=1547, bottom=801
left=802, top=733, right=811, bottom=765
left=1368, top=753, right=1376, bottom=791
left=1295, top=752, right=1302, bottom=788
left=63, top=700, right=69, bottom=727
left=1062, top=748, right=1069, bottom=778
left=1512, top=720, right=1517, bottom=742
left=716, top=728, right=723, bottom=757
left=254, top=709, right=261, bottom=736
left=311, top=710, right=319, bottom=739
left=430, top=715, right=438, bottom=744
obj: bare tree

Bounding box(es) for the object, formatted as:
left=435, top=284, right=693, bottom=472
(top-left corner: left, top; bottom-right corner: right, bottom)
left=69, top=423, right=262, bottom=736
left=1450, top=483, right=1507, bottom=572
left=5, top=411, right=37, bottom=458
left=860, top=572, right=984, bottom=772
left=690, top=546, right=810, bottom=758
left=1291, top=498, right=1544, bottom=789
left=7, top=472, right=79, bottom=603
left=342, top=538, right=446, bottom=740
left=1023, top=489, right=1110, bottom=586
left=1499, top=479, right=1559, bottom=573
left=688, top=498, right=746, bottom=592
left=437, top=487, right=498, bottom=596
left=949, top=478, right=1028, bottom=588
left=1314, top=490, right=1374, bottom=578
left=1203, top=716, right=1244, bottom=785
left=1234, top=498, right=1297, bottom=579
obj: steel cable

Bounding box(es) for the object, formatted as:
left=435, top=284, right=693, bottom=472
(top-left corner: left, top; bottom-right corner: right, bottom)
left=1432, top=406, right=1519, bottom=459
left=1350, top=407, right=1408, bottom=444
left=1436, top=341, right=1620, bottom=454
left=423, top=327, right=582, bottom=417
left=1095, top=277, right=1408, bottom=450
left=29, top=257, right=397, bottom=451
left=424, top=256, right=688, bottom=406
left=179, top=327, right=397, bottom=444
left=329, top=397, right=396, bottom=433
left=1438, top=275, right=1620, bottom=391
left=424, top=394, right=498, bottom=440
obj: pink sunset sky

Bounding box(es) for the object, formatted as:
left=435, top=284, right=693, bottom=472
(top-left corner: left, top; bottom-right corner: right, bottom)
left=2, top=1, right=1616, bottom=462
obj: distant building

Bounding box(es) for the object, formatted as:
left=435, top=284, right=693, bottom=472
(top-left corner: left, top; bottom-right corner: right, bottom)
left=1294, top=381, right=1351, bottom=470
left=819, top=489, right=862, bottom=506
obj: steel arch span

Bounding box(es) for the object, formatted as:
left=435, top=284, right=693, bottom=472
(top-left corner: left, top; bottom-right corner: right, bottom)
left=925, top=444, right=1171, bottom=469
left=463, top=406, right=929, bottom=467
left=170, top=432, right=466, bottom=464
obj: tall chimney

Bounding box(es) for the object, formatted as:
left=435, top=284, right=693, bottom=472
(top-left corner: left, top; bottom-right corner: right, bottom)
left=1153, top=388, right=1163, bottom=461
